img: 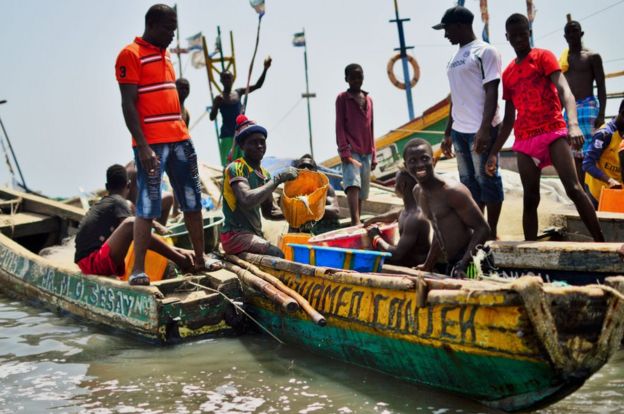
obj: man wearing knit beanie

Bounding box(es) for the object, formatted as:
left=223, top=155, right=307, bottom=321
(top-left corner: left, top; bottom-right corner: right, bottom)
left=220, top=115, right=298, bottom=256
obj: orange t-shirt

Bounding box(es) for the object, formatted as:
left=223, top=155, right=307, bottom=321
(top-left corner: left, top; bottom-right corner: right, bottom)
left=502, top=48, right=567, bottom=141
left=115, top=37, right=189, bottom=146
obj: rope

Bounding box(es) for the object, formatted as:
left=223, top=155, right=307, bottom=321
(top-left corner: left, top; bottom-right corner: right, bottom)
left=270, top=98, right=303, bottom=131
left=186, top=279, right=284, bottom=344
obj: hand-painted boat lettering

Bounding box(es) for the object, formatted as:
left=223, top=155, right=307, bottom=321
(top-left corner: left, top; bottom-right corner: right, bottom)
left=333, top=287, right=351, bottom=315
left=441, top=307, right=457, bottom=339
left=459, top=306, right=477, bottom=342
left=347, top=291, right=363, bottom=318
left=372, top=294, right=389, bottom=328
left=319, top=285, right=340, bottom=312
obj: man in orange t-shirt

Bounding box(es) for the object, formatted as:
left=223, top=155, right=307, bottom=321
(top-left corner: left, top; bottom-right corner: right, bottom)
left=485, top=13, right=603, bottom=242
left=115, top=4, right=205, bottom=285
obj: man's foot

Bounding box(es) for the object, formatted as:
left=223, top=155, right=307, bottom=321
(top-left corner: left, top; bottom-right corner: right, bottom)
left=129, top=272, right=150, bottom=286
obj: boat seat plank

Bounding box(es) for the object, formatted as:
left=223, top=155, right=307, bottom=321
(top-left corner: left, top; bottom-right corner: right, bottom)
left=489, top=241, right=624, bottom=273
left=0, top=212, right=59, bottom=238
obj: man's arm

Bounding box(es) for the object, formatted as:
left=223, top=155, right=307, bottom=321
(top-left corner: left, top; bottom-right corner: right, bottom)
left=552, top=70, right=584, bottom=149
left=335, top=95, right=351, bottom=160
left=447, top=184, right=490, bottom=274
left=232, top=179, right=279, bottom=210
left=591, top=53, right=607, bottom=127
left=231, top=167, right=298, bottom=210
left=209, top=95, right=223, bottom=121
left=473, top=80, right=500, bottom=154
left=247, top=56, right=272, bottom=93
left=363, top=208, right=401, bottom=226
left=261, top=196, right=284, bottom=220
left=119, top=84, right=159, bottom=172
left=372, top=216, right=422, bottom=262
left=485, top=99, right=515, bottom=176
left=442, top=101, right=454, bottom=158
left=582, top=131, right=614, bottom=183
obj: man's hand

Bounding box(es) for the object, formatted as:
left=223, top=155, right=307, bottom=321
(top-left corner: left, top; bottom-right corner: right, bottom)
left=608, top=178, right=622, bottom=189
left=137, top=144, right=159, bottom=175
left=153, top=221, right=171, bottom=236
left=567, top=125, right=585, bottom=150
left=472, top=126, right=489, bottom=154
left=272, top=167, right=299, bottom=185
left=485, top=154, right=497, bottom=177
left=452, top=259, right=469, bottom=278
left=594, top=115, right=605, bottom=129
left=366, top=226, right=382, bottom=239
left=441, top=135, right=454, bottom=158
left=371, top=161, right=377, bottom=171
left=264, top=56, right=272, bottom=69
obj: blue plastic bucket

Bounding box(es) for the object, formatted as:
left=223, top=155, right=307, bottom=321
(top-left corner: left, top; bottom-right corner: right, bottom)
left=288, top=244, right=391, bottom=273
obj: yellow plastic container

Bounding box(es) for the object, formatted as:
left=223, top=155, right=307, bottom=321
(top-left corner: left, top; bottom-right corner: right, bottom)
left=278, top=233, right=312, bottom=260
left=598, top=188, right=624, bottom=213
left=281, top=170, right=329, bottom=228
left=122, top=236, right=173, bottom=282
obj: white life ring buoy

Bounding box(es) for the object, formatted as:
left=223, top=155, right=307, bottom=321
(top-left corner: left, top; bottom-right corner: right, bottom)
left=387, top=53, right=420, bottom=90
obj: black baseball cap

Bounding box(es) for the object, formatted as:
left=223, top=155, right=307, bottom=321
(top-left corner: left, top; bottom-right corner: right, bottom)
left=432, top=6, right=474, bottom=30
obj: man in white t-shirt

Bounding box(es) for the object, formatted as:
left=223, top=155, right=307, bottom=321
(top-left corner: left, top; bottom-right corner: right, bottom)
left=433, top=5, right=504, bottom=239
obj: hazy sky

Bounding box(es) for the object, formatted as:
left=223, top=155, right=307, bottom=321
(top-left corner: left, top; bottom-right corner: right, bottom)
left=1, top=0, right=623, bottom=196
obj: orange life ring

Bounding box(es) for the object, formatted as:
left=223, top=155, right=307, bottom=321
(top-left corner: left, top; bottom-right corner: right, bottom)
left=387, top=53, right=420, bottom=90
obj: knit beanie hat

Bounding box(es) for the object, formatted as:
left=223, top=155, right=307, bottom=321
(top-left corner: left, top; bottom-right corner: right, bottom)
left=234, top=114, right=268, bottom=146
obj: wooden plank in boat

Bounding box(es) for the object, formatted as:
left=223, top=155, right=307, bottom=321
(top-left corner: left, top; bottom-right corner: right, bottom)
left=0, top=188, right=84, bottom=223
left=489, top=241, right=624, bottom=273
left=550, top=210, right=624, bottom=242
left=0, top=212, right=59, bottom=238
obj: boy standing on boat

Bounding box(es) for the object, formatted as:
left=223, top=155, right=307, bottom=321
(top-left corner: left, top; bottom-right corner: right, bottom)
left=486, top=14, right=604, bottom=242
left=74, top=165, right=193, bottom=278
left=404, top=139, right=490, bottom=277
left=366, top=169, right=430, bottom=267
left=335, top=63, right=376, bottom=226
left=561, top=20, right=607, bottom=183
left=115, top=4, right=206, bottom=285
left=220, top=115, right=298, bottom=257
left=434, top=5, right=504, bottom=240
left=582, top=99, right=624, bottom=206
left=209, top=58, right=272, bottom=167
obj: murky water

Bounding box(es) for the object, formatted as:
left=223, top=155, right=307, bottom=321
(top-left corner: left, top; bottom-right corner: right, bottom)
left=1, top=292, right=622, bottom=414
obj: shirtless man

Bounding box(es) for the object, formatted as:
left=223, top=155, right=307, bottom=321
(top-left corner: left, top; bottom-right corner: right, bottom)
left=209, top=57, right=272, bottom=166
left=404, top=139, right=490, bottom=277
left=366, top=169, right=430, bottom=267
left=563, top=20, right=607, bottom=181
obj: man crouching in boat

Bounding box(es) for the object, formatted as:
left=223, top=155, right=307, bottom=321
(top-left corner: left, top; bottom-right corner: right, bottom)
left=220, top=115, right=298, bottom=258
left=365, top=169, right=430, bottom=267
left=404, top=139, right=490, bottom=277
left=74, top=165, right=194, bottom=281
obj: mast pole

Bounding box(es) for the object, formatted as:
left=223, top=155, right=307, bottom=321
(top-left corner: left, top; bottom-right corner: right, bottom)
left=390, top=0, right=415, bottom=120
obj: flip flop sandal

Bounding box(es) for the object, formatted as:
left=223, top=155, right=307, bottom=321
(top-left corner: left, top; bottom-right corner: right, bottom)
left=129, top=272, right=151, bottom=286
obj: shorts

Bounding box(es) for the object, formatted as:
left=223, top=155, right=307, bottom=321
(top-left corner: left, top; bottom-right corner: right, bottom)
left=564, top=95, right=600, bottom=157
left=451, top=127, right=504, bottom=204
left=76, top=242, right=124, bottom=277
left=512, top=129, right=568, bottom=169
left=220, top=231, right=273, bottom=255
left=133, top=140, right=202, bottom=219
left=341, top=153, right=372, bottom=200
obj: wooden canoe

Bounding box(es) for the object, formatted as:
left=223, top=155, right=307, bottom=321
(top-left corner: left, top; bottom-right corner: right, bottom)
left=225, top=252, right=624, bottom=412
left=0, top=188, right=244, bottom=344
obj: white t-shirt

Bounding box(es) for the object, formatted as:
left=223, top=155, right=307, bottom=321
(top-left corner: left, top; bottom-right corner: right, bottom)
left=447, top=39, right=502, bottom=133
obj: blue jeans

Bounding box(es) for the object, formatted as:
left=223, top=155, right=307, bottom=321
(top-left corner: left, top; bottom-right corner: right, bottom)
left=133, top=140, right=202, bottom=219
left=451, top=127, right=504, bottom=204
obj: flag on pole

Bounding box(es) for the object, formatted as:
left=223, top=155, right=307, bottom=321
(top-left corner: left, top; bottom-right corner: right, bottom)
left=292, top=32, right=306, bottom=47
left=187, top=32, right=203, bottom=52
left=480, top=0, right=490, bottom=43
left=526, top=0, right=536, bottom=46
left=249, top=0, right=265, bottom=17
